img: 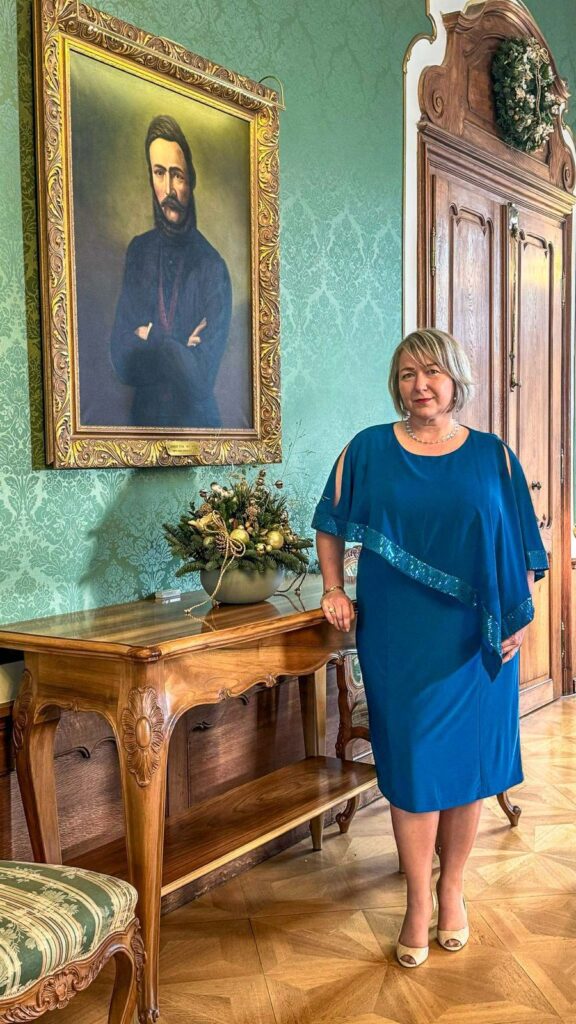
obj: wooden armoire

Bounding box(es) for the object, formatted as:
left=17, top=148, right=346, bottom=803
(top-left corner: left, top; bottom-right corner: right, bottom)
left=417, top=1, right=575, bottom=713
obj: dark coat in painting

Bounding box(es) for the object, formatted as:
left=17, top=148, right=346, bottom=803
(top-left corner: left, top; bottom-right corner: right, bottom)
left=110, top=226, right=232, bottom=428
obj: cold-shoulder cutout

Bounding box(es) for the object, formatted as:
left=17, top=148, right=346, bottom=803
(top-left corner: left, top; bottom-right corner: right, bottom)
left=333, top=444, right=350, bottom=507
left=311, top=435, right=366, bottom=538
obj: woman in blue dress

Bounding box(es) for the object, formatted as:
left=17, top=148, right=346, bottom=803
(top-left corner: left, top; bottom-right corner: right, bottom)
left=312, top=329, right=548, bottom=969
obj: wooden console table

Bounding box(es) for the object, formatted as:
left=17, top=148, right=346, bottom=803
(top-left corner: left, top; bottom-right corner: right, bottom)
left=0, top=578, right=376, bottom=1023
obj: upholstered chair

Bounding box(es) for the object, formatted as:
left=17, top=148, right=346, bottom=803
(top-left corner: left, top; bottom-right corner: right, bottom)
left=0, top=861, right=143, bottom=1023
left=334, top=546, right=522, bottom=836
left=333, top=545, right=373, bottom=835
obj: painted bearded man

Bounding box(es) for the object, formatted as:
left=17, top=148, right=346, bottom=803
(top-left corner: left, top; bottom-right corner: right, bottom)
left=110, top=115, right=232, bottom=428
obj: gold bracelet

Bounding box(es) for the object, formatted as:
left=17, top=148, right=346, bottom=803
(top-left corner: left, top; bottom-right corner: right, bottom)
left=322, top=584, right=344, bottom=599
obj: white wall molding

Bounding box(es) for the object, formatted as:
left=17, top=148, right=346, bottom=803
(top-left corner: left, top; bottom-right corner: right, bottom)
left=403, top=0, right=471, bottom=335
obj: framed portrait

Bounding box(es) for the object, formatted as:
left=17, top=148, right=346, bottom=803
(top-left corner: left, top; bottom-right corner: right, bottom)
left=33, top=0, right=282, bottom=468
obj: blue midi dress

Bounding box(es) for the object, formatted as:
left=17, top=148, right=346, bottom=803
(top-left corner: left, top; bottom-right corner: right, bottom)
left=312, top=423, right=549, bottom=813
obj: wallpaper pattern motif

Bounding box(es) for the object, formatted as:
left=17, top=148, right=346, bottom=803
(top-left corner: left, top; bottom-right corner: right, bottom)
left=0, top=0, right=573, bottom=623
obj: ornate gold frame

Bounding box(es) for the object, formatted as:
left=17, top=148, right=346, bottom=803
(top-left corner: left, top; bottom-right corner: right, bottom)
left=34, top=0, right=282, bottom=468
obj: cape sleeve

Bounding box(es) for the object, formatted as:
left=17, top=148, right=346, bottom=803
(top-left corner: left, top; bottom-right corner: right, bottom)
left=311, top=434, right=367, bottom=542
left=504, top=444, right=549, bottom=583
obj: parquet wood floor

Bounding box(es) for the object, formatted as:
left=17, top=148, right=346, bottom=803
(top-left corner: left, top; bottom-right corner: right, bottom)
left=55, top=697, right=576, bottom=1024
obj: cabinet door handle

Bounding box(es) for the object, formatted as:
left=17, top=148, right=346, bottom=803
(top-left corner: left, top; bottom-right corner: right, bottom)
left=531, top=481, right=542, bottom=490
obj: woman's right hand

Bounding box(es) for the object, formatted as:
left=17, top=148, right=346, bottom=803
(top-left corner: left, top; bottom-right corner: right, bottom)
left=321, top=589, right=355, bottom=632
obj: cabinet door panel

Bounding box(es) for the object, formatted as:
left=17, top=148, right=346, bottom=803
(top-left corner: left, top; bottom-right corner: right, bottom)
left=425, top=166, right=562, bottom=705
left=431, top=171, right=504, bottom=435
left=512, top=209, right=563, bottom=698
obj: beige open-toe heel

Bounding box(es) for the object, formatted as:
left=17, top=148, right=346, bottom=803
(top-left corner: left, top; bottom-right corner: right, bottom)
left=437, top=896, right=469, bottom=952
left=396, top=890, right=438, bottom=968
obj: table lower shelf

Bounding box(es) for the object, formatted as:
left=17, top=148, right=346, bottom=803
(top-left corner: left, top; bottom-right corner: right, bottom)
left=67, top=756, right=377, bottom=895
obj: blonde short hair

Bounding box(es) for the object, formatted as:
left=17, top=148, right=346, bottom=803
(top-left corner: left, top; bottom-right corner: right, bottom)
left=388, top=329, right=475, bottom=416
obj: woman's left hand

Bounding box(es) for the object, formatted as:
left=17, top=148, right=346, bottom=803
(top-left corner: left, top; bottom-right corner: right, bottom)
left=501, top=626, right=527, bottom=663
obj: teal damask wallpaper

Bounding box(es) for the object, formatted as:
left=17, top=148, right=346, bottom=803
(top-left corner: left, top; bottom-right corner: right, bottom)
left=0, top=0, right=573, bottom=625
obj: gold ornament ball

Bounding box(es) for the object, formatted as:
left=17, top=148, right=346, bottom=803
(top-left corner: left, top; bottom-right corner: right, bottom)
left=229, top=527, right=250, bottom=544
left=267, top=529, right=285, bottom=549
left=202, top=536, right=214, bottom=548
left=265, top=544, right=272, bottom=552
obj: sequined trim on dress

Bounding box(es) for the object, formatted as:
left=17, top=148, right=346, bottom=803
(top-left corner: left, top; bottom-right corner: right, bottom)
left=526, top=549, right=549, bottom=582
left=311, top=507, right=535, bottom=669
left=502, top=595, right=534, bottom=637
left=526, top=550, right=548, bottom=567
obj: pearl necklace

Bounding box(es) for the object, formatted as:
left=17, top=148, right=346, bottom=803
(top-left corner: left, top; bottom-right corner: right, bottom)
left=403, top=417, right=461, bottom=444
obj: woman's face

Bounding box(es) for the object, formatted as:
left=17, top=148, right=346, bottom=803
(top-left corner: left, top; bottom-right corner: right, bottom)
left=398, top=350, right=455, bottom=419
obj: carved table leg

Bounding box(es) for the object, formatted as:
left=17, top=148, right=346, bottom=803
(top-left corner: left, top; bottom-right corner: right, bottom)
left=298, top=666, right=327, bottom=851
left=13, top=669, right=62, bottom=863
left=335, top=671, right=359, bottom=835
left=336, top=795, right=360, bottom=834
left=115, top=685, right=168, bottom=1024
left=497, top=789, right=521, bottom=827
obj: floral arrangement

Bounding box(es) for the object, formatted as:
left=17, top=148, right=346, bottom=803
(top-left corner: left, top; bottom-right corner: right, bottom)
left=163, top=469, right=313, bottom=578
left=491, top=37, right=559, bottom=153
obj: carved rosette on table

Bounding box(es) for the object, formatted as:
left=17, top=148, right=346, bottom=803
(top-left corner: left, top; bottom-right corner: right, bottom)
left=11, top=670, right=34, bottom=753
left=121, top=687, right=165, bottom=787
left=34, top=0, right=282, bottom=468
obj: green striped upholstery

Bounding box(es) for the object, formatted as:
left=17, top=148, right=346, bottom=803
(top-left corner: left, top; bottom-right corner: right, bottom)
left=351, top=698, right=369, bottom=730
left=347, top=654, right=369, bottom=729
left=349, top=655, right=363, bottom=688
left=0, top=862, right=137, bottom=999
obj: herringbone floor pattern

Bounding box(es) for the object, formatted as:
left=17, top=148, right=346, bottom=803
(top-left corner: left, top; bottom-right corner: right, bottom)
left=57, top=696, right=576, bottom=1023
